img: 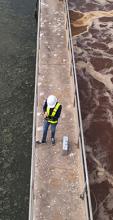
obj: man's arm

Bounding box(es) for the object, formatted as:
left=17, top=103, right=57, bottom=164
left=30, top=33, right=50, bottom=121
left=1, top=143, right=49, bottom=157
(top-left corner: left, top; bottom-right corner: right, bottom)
left=43, top=100, right=49, bottom=118
left=43, top=100, right=47, bottom=113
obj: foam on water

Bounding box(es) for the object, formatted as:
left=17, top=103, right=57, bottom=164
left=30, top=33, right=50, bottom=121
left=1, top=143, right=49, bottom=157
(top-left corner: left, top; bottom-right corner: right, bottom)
left=69, top=0, right=113, bottom=218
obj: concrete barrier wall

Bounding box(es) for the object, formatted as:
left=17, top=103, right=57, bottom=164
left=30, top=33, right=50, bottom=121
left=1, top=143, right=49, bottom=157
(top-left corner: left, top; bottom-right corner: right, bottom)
left=28, top=0, right=93, bottom=219
left=28, top=1, right=41, bottom=219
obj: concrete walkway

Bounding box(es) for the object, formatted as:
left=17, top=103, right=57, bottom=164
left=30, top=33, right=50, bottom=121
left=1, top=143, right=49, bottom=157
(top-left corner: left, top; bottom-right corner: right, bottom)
left=34, top=0, right=86, bottom=219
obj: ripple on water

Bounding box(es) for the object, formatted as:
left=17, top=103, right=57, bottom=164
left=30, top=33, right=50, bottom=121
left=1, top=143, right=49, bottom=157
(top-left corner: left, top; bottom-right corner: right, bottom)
left=0, top=0, right=36, bottom=219
left=69, top=0, right=113, bottom=218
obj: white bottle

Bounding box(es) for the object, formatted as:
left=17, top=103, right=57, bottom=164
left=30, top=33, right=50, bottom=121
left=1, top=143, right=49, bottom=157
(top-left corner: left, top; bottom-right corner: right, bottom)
left=63, top=136, right=68, bottom=151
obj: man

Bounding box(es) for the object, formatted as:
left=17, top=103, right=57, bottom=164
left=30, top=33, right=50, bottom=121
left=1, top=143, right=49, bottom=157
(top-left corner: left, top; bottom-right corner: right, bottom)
left=38, top=95, right=62, bottom=145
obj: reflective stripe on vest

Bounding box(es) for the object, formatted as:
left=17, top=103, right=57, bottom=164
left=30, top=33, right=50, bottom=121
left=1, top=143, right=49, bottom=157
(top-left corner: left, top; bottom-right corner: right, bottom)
left=46, top=102, right=60, bottom=124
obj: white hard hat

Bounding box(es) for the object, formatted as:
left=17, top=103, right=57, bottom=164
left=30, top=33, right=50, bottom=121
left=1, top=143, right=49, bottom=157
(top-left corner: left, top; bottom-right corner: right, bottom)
left=47, top=95, right=57, bottom=108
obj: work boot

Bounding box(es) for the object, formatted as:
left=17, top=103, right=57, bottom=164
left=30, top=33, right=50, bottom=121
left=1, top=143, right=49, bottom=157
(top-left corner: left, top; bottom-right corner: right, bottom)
left=51, top=138, right=55, bottom=145
left=41, top=139, right=46, bottom=144
left=36, top=140, right=41, bottom=144
left=36, top=140, right=46, bottom=144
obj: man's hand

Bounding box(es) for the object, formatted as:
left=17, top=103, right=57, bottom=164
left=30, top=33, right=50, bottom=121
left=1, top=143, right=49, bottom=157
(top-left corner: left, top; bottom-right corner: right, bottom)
left=44, top=112, right=48, bottom=118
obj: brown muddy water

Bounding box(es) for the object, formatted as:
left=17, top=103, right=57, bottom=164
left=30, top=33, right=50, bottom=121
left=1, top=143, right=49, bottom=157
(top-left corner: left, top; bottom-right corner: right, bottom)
left=69, top=0, right=113, bottom=219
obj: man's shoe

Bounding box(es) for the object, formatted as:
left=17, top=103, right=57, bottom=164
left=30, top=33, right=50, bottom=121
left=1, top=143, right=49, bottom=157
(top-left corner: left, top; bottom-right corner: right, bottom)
left=36, top=140, right=41, bottom=144
left=51, top=138, right=55, bottom=145
left=41, top=140, right=46, bottom=144
left=36, top=140, right=46, bottom=144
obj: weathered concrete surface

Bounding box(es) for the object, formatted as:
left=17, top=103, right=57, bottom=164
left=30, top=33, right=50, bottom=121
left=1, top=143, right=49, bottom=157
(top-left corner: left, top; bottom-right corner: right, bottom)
left=33, top=0, right=87, bottom=219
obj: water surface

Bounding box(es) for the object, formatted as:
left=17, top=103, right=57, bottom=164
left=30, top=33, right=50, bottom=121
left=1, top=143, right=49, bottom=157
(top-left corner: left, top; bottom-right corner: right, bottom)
left=0, top=0, right=36, bottom=219
left=69, top=0, right=113, bottom=219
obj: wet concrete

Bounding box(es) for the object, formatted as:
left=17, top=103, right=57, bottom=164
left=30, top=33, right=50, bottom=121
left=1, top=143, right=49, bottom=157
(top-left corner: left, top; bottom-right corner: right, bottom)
left=69, top=0, right=113, bottom=219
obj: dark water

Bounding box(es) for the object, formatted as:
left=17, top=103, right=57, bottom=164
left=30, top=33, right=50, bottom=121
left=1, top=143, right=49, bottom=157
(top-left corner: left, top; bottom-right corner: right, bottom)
left=0, top=0, right=36, bottom=219
left=69, top=0, right=113, bottom=219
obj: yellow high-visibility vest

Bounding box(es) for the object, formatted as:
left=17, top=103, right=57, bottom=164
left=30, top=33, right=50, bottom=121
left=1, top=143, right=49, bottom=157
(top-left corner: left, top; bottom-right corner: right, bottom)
left=46, top=102, right=61, bottom=124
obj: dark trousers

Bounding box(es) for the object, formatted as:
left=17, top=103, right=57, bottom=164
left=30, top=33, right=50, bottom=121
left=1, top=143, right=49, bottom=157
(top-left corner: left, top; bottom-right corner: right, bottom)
left=42, top=119, right=57, bottom=142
